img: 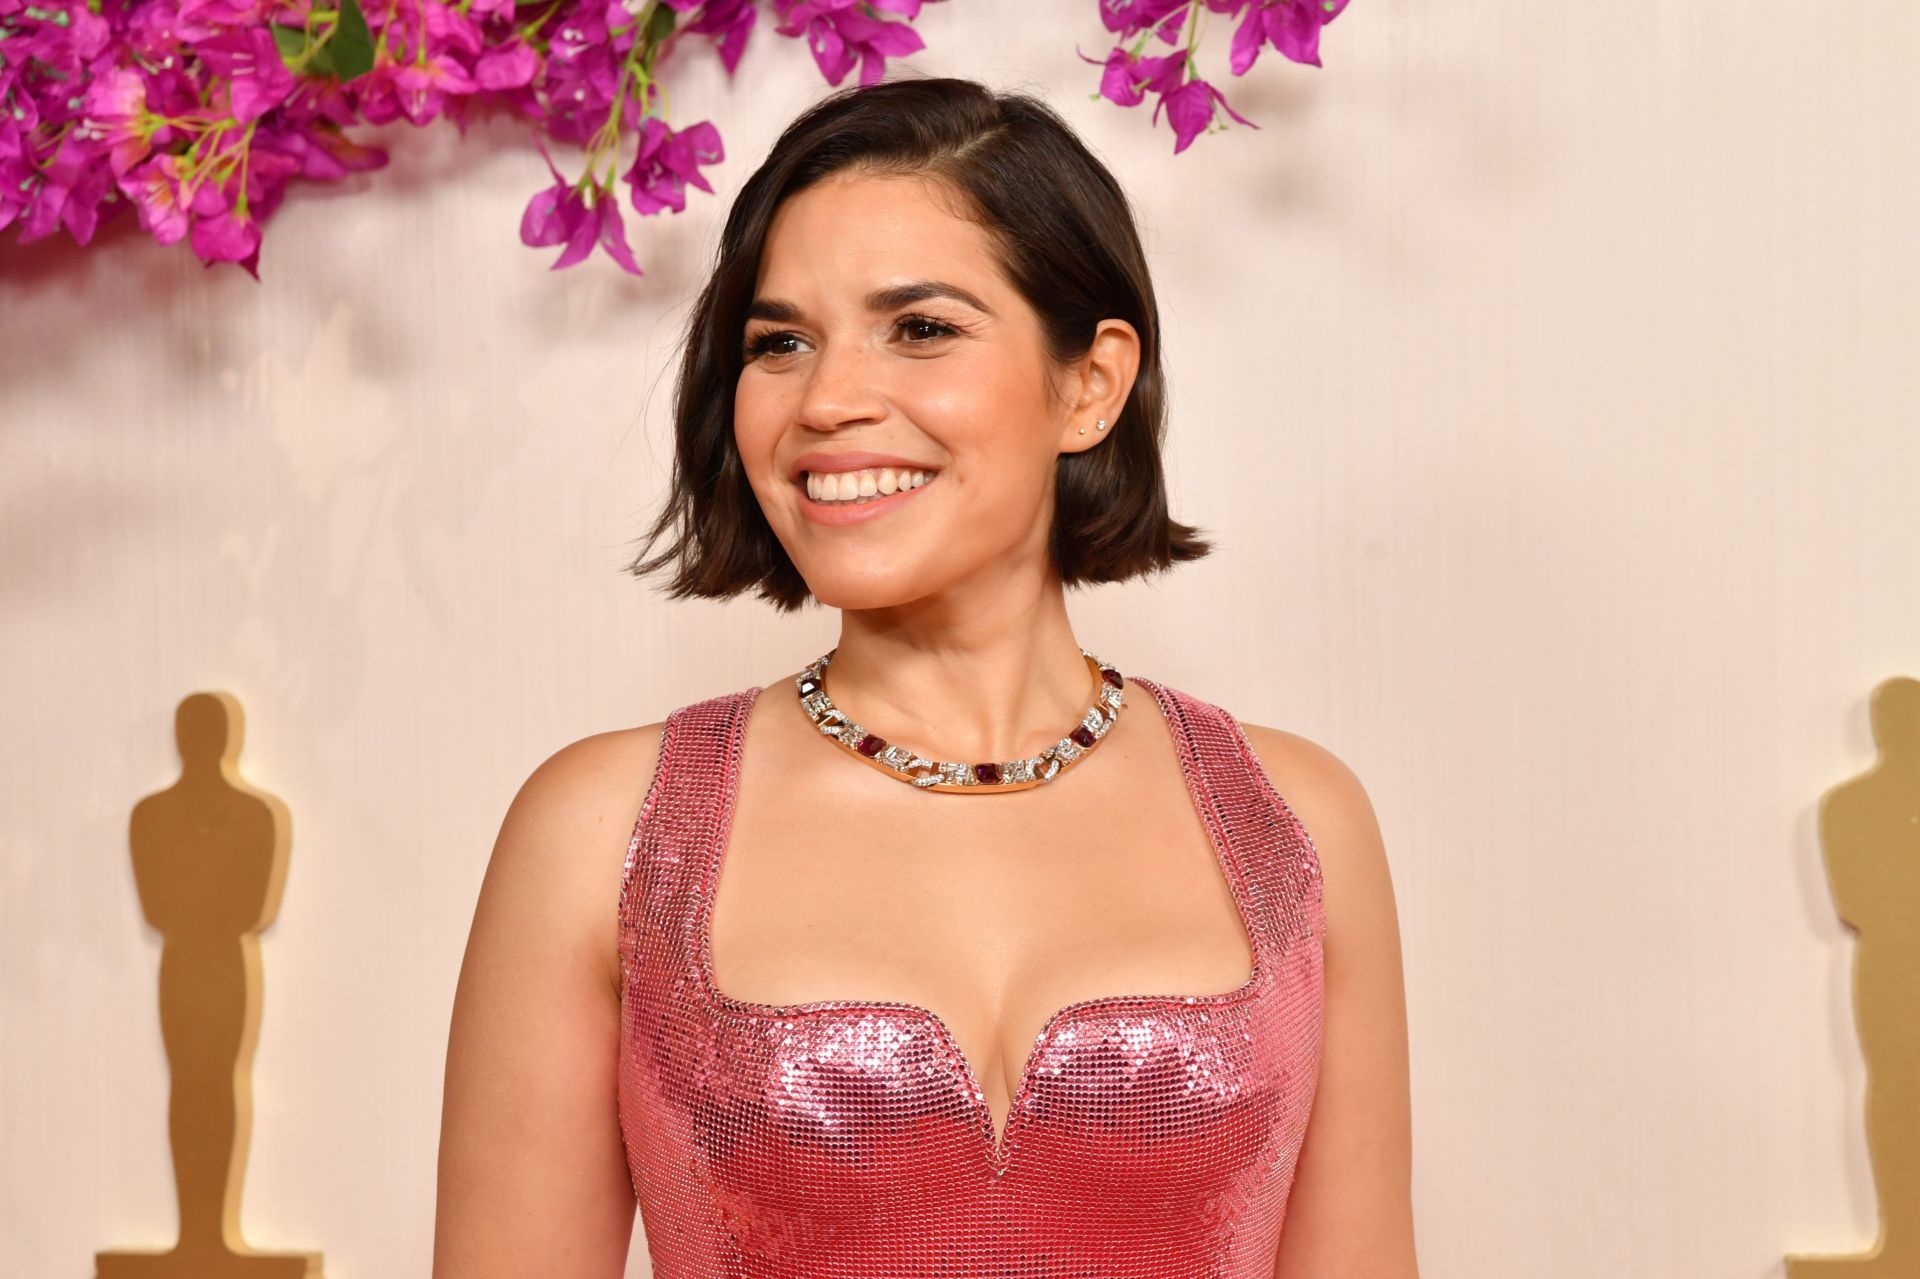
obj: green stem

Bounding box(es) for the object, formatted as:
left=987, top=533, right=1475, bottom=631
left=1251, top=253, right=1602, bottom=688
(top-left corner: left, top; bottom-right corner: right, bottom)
left=580, top=0, right=665, bottom=190
left=234, top=122, right=256, bottom=217
left=517, top=0, right=566, bottom=40
left=288, top=12, right=340, bottom=74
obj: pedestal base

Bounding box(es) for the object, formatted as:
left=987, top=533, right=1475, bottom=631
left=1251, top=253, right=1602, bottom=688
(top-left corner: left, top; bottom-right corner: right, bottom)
left=1786, top=1244, right=1917, bottom=1279
left=96, top=1246, right=322, bottom=1278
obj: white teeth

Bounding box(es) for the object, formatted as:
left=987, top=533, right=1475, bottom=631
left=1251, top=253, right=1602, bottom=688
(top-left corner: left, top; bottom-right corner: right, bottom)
left=805, top=466, right=935, bottom=504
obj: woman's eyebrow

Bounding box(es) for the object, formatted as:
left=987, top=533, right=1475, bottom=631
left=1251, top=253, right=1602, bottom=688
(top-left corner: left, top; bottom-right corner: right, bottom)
left=746, top=279, right=995, bottom=324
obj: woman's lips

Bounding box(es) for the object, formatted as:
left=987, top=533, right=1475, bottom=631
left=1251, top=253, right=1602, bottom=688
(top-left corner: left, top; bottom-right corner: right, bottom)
left=796, top=472, right=938, bottom=527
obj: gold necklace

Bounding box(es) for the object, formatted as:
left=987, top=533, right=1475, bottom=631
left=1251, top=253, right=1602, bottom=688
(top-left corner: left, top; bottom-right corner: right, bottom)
left=794, top=648, right=1127, bottom=793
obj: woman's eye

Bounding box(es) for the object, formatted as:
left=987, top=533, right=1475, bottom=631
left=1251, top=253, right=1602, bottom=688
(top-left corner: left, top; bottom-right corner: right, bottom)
left=743, top=331, right=801, bottom=360
left=899, top=315, right=958, bottom=343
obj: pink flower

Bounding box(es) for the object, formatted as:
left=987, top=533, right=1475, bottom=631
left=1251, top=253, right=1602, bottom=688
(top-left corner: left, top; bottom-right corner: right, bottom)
left=1081, top=46, right=1187, bottom=109
left=1084, top=0, right=1336, bottom=152
left=1232, top=0, right=1352, bottom=73
left=11, top=133, right=98, bottom=245
left=425, top=1, right=486, bottom=60
left=1096, top=0, right=1192, bottom=39
left=475, top=41, right=541, bottom=91
left=541, top=4, right=623, bottom=146
left=195, top=26, right=298, bottom=123
left=187, top=177, right=264, bottom=277
left=521, top=136, right=642, bottom=274
left=521, top=139, right=591, bottom=251
left=173, top=0, right=272, bottom=41
left=122, top=154, right=194, bottom=245
left=678, top=0, right=758, bottom=75
left=282, top=125, right=391, bottom=181
left=346, top=57, right=408, bottom=127
left=392, top=53, right=480, bottom=125
left=579, top=185, right=642, bottom=274
left=621, top=117, right=722, bottom=216
left=1153, top=74, right=1258, bottom=154
left=81, top=66, right=157, bottom=178
left=772, top=0, right=930, bottom=87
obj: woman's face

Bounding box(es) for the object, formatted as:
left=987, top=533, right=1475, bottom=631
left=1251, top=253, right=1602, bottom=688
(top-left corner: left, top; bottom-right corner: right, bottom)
left=733, top=170, right=1096, bottom=612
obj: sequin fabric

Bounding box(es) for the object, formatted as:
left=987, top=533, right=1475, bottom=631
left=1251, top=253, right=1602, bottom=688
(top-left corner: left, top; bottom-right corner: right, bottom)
left=616, top=676, right=1327, bottom=1276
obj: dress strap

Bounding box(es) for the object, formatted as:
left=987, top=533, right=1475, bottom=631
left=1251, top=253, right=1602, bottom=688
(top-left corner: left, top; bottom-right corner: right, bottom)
left=617, top=688, right=761, bottom=989
left=1129, top=675, right=1327, bottom=959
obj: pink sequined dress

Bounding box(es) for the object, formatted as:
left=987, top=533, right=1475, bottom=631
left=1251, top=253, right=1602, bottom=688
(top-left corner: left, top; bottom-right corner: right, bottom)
left=616, top=676, right=1327, bottom=1276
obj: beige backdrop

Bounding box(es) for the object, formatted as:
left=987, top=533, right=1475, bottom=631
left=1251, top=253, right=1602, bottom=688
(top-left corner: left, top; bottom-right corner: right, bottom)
left=4, top=0, right=1916, bottom=1275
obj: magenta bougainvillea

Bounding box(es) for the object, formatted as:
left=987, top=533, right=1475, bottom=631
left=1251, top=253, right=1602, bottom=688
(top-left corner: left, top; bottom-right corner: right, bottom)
left=0, top=0, right=1350, bottom=278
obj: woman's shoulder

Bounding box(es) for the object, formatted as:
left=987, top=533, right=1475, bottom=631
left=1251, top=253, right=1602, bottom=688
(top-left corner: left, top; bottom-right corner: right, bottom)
left=1136, top=675, right=1376, bottom=820
left=1232, top=717, right=1395, bottom=960
left=1234, top=719, right=1383, bottom=859
left=487, top=702, right=725, bottom=998
left=534, top=672, right=795, bottom=789
left=1234, top=720, right=1372, bottom=818
left=517, top=720, right=668, bottom=820
left=507, top=678, right=774, bottom=851
left=523, top=681, right=769, bottom=806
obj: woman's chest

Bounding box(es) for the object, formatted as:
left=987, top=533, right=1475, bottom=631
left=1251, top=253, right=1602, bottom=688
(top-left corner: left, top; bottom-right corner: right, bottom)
left=707, top=750, right=1263, bottom=1125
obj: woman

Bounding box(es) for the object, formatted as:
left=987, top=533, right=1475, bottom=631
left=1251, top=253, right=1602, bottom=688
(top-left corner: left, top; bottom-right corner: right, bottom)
left=436, top=76, right=1417, bottom=1277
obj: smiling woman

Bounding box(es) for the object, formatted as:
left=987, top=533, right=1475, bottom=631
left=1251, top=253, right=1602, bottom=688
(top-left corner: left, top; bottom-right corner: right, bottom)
left=622, top=75, right=1217, bottom=614
left=433, top=75, right=1417, bottom=1279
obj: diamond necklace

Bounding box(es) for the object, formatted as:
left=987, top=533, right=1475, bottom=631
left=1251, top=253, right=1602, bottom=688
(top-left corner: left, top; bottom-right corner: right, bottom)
left=794, top=648, right=1127, bottom=793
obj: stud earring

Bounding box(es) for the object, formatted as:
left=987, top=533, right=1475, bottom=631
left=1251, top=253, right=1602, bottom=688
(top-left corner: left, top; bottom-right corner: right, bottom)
left=1079, top=417, right=1108, bottom=436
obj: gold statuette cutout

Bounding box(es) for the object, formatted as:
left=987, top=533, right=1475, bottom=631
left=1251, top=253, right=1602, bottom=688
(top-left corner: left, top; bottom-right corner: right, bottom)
left=96, top=692, right=323, bottom=1279
left=1788, top=675, right=1920, bottom=1277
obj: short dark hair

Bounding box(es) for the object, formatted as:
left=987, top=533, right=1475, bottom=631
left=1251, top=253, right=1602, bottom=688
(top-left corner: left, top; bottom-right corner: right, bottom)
left=625, top=74, right=1213, bottom=612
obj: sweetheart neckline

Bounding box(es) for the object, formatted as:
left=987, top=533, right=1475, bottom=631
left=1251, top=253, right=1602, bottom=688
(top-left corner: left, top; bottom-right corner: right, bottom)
left=689, top=673, right=1272, bottom=1172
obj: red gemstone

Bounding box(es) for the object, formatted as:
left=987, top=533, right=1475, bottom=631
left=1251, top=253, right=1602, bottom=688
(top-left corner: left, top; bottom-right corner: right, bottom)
left=973, top=762, right=1001, bottom=784
left=1100, top=667, right=1123, bottom=688
left=856, top=734, right=886, bottom=757
left=1069, top=726, right=1096, bottom=748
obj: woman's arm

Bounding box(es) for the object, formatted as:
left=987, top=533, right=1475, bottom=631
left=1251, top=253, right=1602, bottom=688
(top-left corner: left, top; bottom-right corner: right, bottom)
left=432, top=724, right=665, bottom=1277
left=1242, top=724, right=1420, bottom=1279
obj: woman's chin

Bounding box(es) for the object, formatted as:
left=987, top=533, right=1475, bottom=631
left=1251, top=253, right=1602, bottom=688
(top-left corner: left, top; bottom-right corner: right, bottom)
left=801, top=573, right=938, bottom=613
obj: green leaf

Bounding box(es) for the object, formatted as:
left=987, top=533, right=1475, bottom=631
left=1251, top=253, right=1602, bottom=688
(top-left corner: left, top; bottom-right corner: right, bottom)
left=644, top=4, right=677, bottom=44
left=269, top=23, right=307, bottom=66
left=269, top=22, right=340, bottom=78
left=330, top=0, right=376, bottom=82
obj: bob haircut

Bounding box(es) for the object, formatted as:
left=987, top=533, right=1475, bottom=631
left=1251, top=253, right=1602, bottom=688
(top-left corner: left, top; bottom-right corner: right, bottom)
left=627, top=74, right=1213, bottom=613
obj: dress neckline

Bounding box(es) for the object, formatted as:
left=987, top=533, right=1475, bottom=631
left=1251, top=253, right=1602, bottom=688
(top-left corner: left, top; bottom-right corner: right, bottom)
left=688, top=673, right=1273, bottom=1175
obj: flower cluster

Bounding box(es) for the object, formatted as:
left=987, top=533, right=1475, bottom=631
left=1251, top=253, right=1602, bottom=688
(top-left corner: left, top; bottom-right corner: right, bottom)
left=1087, top=0, right=1351, bottom=154
left=0, top=0, right=1348, bottom=278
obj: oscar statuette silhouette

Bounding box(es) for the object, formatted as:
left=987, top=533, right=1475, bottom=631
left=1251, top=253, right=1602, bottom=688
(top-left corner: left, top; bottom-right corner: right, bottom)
left=97, top=691, right=323, bottom=1278
left=1788, top=675, right=1920, bottom=1277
